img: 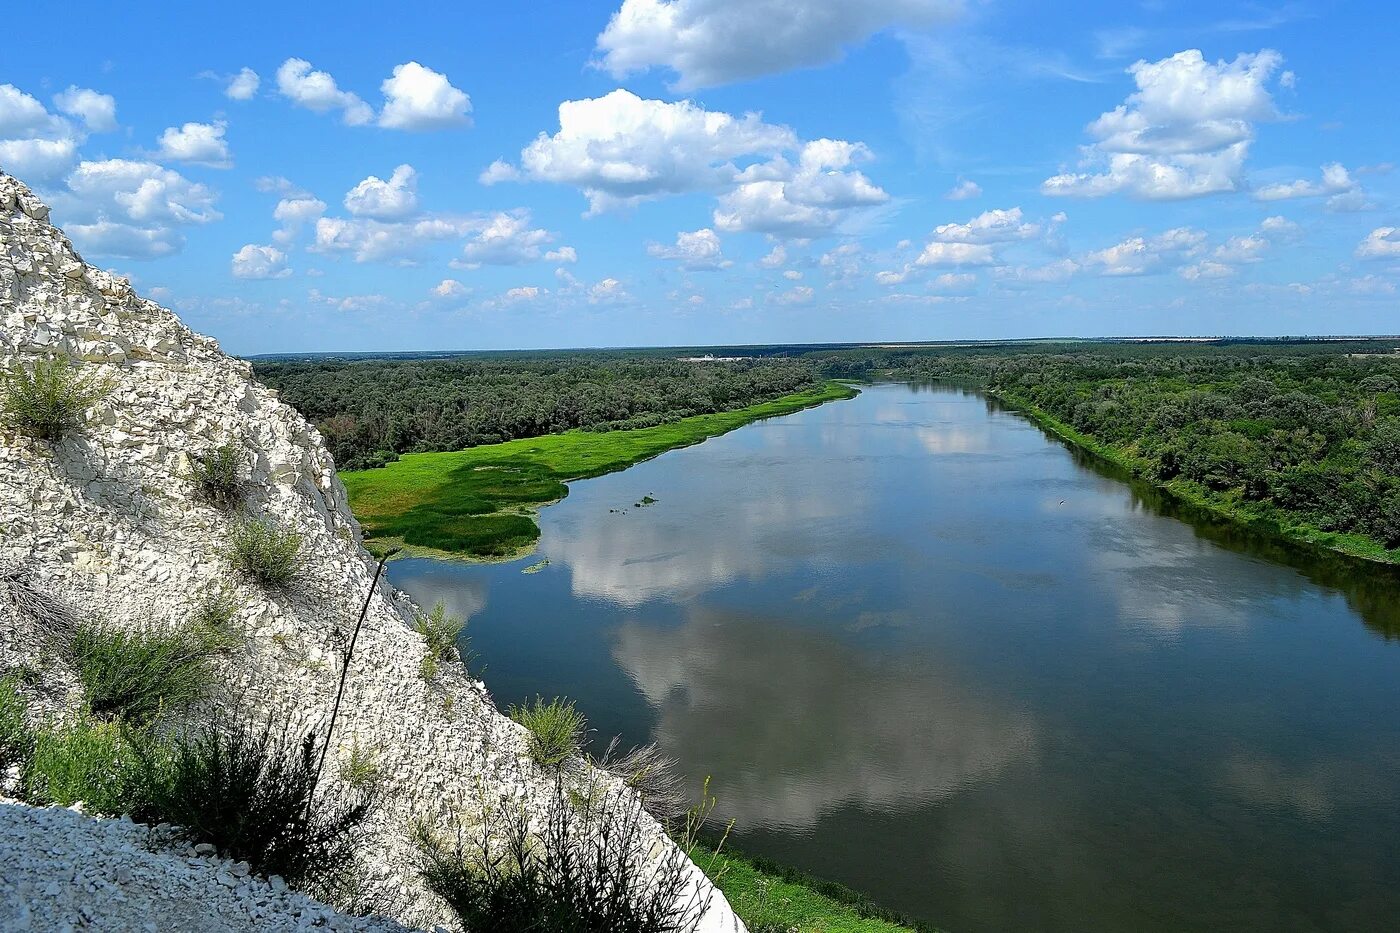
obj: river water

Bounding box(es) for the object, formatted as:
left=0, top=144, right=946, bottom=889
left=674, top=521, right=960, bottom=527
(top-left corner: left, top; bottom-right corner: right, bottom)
left=387, top=383, right=1400, bottom=933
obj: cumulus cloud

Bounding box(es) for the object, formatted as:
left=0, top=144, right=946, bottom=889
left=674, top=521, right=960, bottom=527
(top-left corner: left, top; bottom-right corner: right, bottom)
left=1356, top=227, right=1400, bottom=260
left=1083, top=226, right=1206, bottom=276
left=546, top=246, right=578, bottom=263
left=758, top=244, right=787, bottom=268
left=432, top=278, right=469, bottom=299
left=714, top=139, right=888, bottom=237
left=648, top=227, right=729, bottom=270
left=311, top=214, right=471, bottom=263
left=479, top=159, right=520, bottom=184
left=1255, top=162, right=1371, bottom=211
left=52, top=86, right=117, bottom=133
left=773, top=284, right=816, bottom=305
left=589, top=277, right=628, bottom=304
left=379, top=62, right=472, bottom=130
left=504, top=285, right=544, bottom=302
left=231, top=243, right=291, bottom=279
left=1043, top=49, right=1285, bottom=200
left=0, top=83, right=85, bottom=181
left=1213, top=233, right=1269, bottom=263
left=272, top=194, right=327, bottom=243
left=276, top=58, right=374, bottom=125
left=1179, top=259, right=1235, bottom=281
left=945, top=178, right=981, bottom=200
left=57, top=159, right=222, bottom=258
left=932, top=207, right=1040, bottom=243
left=344, top=164, right=418, bottom=219
left=595, top=0, right=962, bottom=89
left=915, top=241, right=995, bottom=266
left=155, top=121, right=232, bottom=167
left=226, top=68, right=260, bottom=101
left=458, top=210, right=562, bottom=266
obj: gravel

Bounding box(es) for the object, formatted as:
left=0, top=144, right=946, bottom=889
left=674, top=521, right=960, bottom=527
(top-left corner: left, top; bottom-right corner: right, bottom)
left=0, top=798, right=422, bottom=932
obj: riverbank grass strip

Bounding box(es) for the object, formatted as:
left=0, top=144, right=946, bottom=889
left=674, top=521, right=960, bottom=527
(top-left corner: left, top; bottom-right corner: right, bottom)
left=342, top=381, right=857, bottom=558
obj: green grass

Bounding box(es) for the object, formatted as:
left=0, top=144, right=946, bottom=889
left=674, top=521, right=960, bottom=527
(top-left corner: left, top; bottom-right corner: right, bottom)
left=226, top=517, right=305, bottom=588
left=996, top=391, right=1400, bottom=566
left=699, top=844, right=930, bottom=933
left=342, top=382, right=857, bottom=558
left=70, top=622, right=229, bottom=727
left=508, top=696, right=587, bottom=769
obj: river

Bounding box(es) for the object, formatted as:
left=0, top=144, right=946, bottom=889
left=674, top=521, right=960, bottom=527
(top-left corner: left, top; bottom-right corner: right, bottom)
left=387, top=382, right=1400, bottom=933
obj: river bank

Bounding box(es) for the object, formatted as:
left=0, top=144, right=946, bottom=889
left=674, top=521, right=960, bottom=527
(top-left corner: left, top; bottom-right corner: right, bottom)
left=992, top=389, right=1400, bottom=566
left=342, top=381, right=858, bottom=560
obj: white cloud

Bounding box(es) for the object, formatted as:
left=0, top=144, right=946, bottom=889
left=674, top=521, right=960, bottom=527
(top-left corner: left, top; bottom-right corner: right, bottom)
left=929, top=272, right=976, bottom=292
left=783, top=269, right=802, bottom=280
left=648, top=227, right=730, bottom=270
left=379, top=62, right=472, bottom=130
left=432, top=278, right=469, bottom=298
left=57, top=159, right=221, bottom=258
left=758, top=245, right=787, bottom=268
left=945, top=178, right=981, bottom=200
left=155, top=121, right=232, bottom=167
left=52, top=86, right=117, bottom=133
left=1260, top=215, right=1300, bottom=237
left=1083, top=226, right=1205, bottom=276
left=276, top=58, right=373, bottom=126
left=308, top=288, right=391, bottom=312
left=311, top=214, right=471, bottom=263
left=589, top=277, right=627, bottom=304
left=1255, top=162, right=1361, bottom=208
left=1043, top=49, right=1285, bottom=200
left=226, top=68, right=260, bottom=101
left=344, top=164, right=418, bottom=219
left=1213, top=233, right=1269, bottom=263
left=0, top=83, right=83, bottom=181
left=507, top=89, right=794, bottom=214
left=915, top=242, right=995, bottom=266
left=714, top=139, right=888, bottom=237
left=545, top=246, right=578, bottom=263
left=479, top=159, right=520, bottom=185
left=773, top=284, right=815, bottom=305
left=1356, top=227, right=1400, bottom=260
left=504, top=285, right=544, bottom=302
left=595, top=0, right=962, bottom=89
left=272, top=194, right=326, bottom=243
left=459, top=210, right=561, bottom=266
left=231, top=243, right=291, bottom=279
left=932, top=206, right=1039, bottom=243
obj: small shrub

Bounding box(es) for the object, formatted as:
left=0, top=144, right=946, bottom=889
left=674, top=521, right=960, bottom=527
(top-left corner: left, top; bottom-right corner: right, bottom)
left=419, top=655, right=440, bottom=683
left=190, top=443, right=247, bottom=510
left=338, top=737, right=382, bottom=792
left=0, top=675, right=33, bottom=774
left=412, top=601, right=465, bottom=661
left=508, top=696, right=587, bottom=769
left=599, top=738, right=687, bottom=821
left=0, top=355, right=111, bottom=443
left=70, top=622, right=225, bottom=727
left=227, top=517, right=305, bottom=589
left=24, top=716, right=154, bottom=815
left=145, top=719, right=373, bottom=893
left=417, top=779, right=710, bottom=933
left=188, top=588, right=244, bottom=647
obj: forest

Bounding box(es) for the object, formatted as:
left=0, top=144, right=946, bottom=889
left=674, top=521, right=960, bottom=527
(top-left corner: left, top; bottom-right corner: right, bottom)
left=256, top=340, right=1400, bottom=558
left=254, top=355, right=820, bottom=470
left=838, top=341, right=1400, bottom=554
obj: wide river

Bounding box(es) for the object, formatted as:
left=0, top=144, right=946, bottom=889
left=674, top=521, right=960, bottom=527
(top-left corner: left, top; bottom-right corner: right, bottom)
left=387, top=383, right=1400, bottom=933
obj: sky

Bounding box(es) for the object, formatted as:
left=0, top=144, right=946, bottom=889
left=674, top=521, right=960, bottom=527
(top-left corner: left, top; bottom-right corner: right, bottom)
left=2, top=0, right=1398, bottom=355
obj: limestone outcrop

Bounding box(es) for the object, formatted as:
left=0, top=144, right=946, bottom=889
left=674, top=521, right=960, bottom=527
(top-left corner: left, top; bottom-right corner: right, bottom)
left=0, top=171, right=742, bottom=932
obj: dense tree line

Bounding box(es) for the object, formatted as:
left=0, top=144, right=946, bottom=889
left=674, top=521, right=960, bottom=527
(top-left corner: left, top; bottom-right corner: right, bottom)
left=841, top=343, right=1400, bottom=549
left=255, top=355, right=819, bottom=470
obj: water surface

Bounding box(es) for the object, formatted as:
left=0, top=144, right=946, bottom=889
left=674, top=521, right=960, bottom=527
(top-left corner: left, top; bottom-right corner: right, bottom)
left=389, top=383, right=1400, bottom=933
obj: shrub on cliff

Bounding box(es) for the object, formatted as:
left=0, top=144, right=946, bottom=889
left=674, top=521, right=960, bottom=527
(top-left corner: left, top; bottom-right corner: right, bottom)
left=23, top=716, right=155, bottom=815
left=0, top=354, right=111, bottom=443
left=508, top=696, right=586, bottom=769
left=226, top=517, right=305, bottom=589
left=190, top=443, right=247, bottom=510
left=416, top=778, right=710, bottom=933
left=145, top=719, right=373, bottom=894
left=70, top=622, right=230, bottom=727
left=412, top=600, right=466, bottom=661
left=0, top=675, right=32, bottom=775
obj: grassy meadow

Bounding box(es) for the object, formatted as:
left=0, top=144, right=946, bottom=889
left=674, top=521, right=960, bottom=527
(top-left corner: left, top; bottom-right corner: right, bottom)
left=341, top=381, right=858, bottom=559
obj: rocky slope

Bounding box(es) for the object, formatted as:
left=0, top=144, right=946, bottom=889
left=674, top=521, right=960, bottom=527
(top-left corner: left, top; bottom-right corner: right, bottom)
left=0, top=172, right=742, bottom=932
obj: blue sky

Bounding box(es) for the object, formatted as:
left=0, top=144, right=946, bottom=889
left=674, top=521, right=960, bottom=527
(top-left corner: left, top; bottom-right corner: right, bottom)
left=3, top=0, right=1398, bottom=354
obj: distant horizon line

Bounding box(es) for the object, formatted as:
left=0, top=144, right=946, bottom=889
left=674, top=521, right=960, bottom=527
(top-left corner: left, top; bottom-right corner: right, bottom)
left=244, top=334, right=1400, bottom=361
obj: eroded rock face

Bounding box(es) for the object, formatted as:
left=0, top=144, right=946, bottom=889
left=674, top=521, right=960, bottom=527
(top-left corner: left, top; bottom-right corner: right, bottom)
left=0, top=172, right=742, bottom=932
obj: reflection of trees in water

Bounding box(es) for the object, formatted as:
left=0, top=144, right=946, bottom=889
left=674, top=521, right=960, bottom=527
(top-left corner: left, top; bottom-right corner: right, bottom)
left=985, top=391, right=1400, bottom=640
left=611, top=606, right=1039, bottom=831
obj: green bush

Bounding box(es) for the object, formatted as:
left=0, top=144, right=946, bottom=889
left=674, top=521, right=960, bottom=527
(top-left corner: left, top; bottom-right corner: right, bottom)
left=508, top=696, right=586, bottom=769
left=417, top=779, right=709, bottom=933
left=190, top=443, right=247, bottom=510
left=227, top=518, right=305, bottom=589
left=0, top=675, right=33, bottom=774
left=24, top=717, right=155, bottom=815
left=0, top=355, right=111, bottom=443
left=146, top=720, right=373, bottom=893
left=412, top=601, right=466, bottom=661
left=70, top=622, right=226, bottom=727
